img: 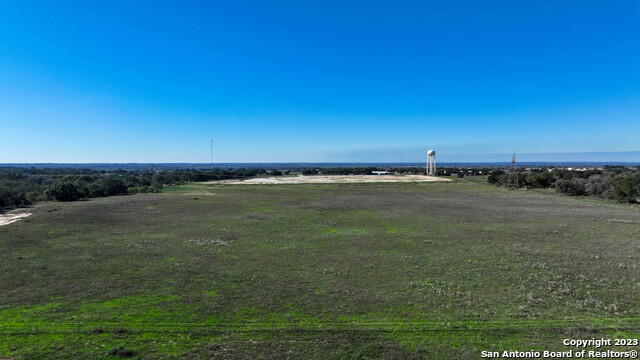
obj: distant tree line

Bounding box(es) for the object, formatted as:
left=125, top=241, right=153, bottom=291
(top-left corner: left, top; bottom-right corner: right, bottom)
left=2, top=165, right=489, bottom=209
left=10, top=165, right=637, bottom=209
left=0, top=167, right=272, bottom=209
left=487, top=166, right=640, bottom=203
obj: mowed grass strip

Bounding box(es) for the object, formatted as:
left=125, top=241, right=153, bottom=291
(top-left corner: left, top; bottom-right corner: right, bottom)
left=1, top=182, right=639, bottom=359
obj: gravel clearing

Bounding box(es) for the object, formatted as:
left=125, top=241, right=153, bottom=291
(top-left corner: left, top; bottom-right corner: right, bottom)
left=213, top=174, right=451, bottom=185
left=0, top=211, right=32, bottom=227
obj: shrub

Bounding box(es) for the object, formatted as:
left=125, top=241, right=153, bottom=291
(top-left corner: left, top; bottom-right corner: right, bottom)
left=111, top=327, right=129, bottom=334
left=487, top=170, right=504, bottom=185
left=613, top=176, right=640, bottom=203
left=107, top=346, right=135, bottom=358
left=26, top=191, right=45, bottom=204
left=556, top=178, right=587, bottom=196
left=525, top=171, right=553, bottom=188
left=585, top=174, right=617, bottom=198
left=44, top=182, right=84, bottom=202
left=0, top=186, right=11, bottom=208
left=89, top=178, right=127, bottom=197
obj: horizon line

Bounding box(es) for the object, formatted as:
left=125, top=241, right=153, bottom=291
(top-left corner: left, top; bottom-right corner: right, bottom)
left=2, top=161, right=640, bottom=165
left=2, top=150, right=640, bottom=165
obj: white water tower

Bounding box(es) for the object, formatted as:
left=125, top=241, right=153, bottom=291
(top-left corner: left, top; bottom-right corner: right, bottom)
left=426, top=150, right=436, bottom=175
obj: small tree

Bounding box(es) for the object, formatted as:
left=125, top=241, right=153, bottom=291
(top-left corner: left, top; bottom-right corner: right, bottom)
left=613, top=176, right=640, bottom=203
left=525, top=171, right=553, bottom=188
left=89, top=178, right=127, bottom=197
left=556, top=178, right=587, bottom=196
left=487, top=170, right=504, bottom=185
left=45, top=182, right=84, bottom=202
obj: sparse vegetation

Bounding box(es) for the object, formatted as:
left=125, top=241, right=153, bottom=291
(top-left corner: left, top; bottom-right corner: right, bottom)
left=107, top=346, right=135, bottom=358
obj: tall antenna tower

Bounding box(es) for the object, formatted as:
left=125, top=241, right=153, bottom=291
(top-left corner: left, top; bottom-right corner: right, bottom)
left=210, top=139, right=214, bottom=172
left=506, top=151, right=519, bottom=188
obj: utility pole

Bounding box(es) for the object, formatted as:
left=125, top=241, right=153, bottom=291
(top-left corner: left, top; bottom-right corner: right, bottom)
left=506, top=151, right=519, bottom=188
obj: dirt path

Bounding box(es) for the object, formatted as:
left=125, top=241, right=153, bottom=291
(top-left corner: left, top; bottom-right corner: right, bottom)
left=212, top=174, right=451, bottom=185
left=0, top=211, right=32, bottom=227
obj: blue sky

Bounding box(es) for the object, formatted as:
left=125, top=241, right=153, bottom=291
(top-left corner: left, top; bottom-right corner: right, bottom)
left=1, top=1, right=639, bottom=163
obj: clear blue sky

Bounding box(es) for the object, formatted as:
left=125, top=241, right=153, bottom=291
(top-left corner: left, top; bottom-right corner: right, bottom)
left=1, top=1, right=639, bottom=163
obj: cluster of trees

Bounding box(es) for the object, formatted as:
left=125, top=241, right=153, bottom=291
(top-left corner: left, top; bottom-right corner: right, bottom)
left=0, top=167, right=277, bottom=209
left=0, top=169, right=140, bottom=207
left=488, top=167, right=640, bottom=203
left=44, top=178, right=129, bottom=202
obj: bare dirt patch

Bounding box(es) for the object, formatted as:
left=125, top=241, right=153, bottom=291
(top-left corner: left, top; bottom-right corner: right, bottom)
left=0, top=211, right=32, bottom=227
left=212, top=174, right=451, bottom=185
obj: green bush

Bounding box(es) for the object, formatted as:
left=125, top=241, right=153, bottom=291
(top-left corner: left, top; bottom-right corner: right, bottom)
left=487, top=170, right=505, bottom=185
left=556, top=178, right=587, bottom=196
left=613, top=176, right=640, bottom=203
left=525, top=171, right=553, bottom=188
left=25, top=191, right=45, bottom=204
left=150, top=183, right=163, bottom=192
left=107, top=346, right=135, bottom=358
left=89, top=178, right=127, bottom=197
left=44, top=182, right=84, bottom=202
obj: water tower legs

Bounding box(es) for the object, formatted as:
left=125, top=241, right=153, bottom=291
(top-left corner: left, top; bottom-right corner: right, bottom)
left=426, top=154, right=436, bottom=175
left=426, top=150, right=436, bottom=175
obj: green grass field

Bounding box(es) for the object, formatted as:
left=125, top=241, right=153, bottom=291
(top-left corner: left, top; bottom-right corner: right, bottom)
left=1, top=181, right=639, bottom=359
